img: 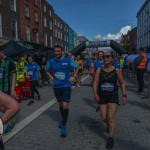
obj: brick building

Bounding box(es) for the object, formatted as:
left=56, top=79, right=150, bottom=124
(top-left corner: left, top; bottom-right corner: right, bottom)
left=19, top=0, right=43, bottom=49
left=120, top=27, right=137, bottom=53
left=0, top=0, right=78, bottom=51
left=0, top=0, right=19, bottom=41
left=41, top=0, right=54, bottom=48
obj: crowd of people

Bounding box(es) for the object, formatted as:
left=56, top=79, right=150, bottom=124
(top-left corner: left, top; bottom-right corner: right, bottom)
left=1, top=44, right=148, bottom=149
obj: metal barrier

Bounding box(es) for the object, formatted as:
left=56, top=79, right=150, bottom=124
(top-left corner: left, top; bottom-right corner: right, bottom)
left=147, top=72, right=150, bottom=97
left=125, top=64, right=150, bottom=98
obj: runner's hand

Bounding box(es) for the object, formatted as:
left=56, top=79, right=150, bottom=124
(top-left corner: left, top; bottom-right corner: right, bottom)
left=0, top=119, right=3, bottom=136
left=11, top=89, right=16, bottom=99
left=69, top=77, right=76, bottom=83
left=26, top=75, right=30, bottom=79
left=122, top=97, right=127, bottom=105
left=94, top=94, right=100, bottom=102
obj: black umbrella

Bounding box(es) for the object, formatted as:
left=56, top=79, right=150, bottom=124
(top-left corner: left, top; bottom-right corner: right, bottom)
left=2, top=40, right=28, bottom=58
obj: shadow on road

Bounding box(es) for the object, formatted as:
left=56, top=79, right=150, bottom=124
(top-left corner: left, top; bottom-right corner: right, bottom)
left=127, top=100, right=150, bottom=111
left=45, top=109, right=60, bottom=123
left=80, top=83, right=92, bottom=87
left=82, top=97, right=97, bottom=109
left=116, top=137, right=150, bottom=150
left=78, top=115, right=107, bottom=140
left=147, top=128, right=150, bottom=132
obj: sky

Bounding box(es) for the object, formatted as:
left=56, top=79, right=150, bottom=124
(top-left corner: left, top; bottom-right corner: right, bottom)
left=48, top=0, right=145, bottom=41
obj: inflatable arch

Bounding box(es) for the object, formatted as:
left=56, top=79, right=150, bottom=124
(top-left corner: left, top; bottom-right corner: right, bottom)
left=70, top=40, right=127, bottom=55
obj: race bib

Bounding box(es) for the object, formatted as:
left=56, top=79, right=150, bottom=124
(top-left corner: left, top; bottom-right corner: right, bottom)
left=0, top=69, right=4, bottom=79
left=28, top=71, right=33, bottom=76
left=55, top=72, right=65, bottom=80
left=101, top=82, right=114, bottom=91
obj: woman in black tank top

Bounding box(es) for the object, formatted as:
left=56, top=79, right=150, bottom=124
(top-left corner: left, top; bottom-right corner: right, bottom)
left=93, top=52, right=127, bottom=149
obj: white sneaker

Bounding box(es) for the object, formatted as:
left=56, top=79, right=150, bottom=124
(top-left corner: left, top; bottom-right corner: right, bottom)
left=76, top=84, right=80, bottom=87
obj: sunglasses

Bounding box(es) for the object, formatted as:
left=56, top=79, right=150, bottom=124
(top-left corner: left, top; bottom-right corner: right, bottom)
left=102, top=55, right=112, bottom=59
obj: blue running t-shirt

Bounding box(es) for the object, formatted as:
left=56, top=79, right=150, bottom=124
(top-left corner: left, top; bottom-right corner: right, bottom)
left=94, top=60, right=104, bottom=70
left=46, top=56, right=78, bottom=88
left=26, top=62, right=41, bottom=81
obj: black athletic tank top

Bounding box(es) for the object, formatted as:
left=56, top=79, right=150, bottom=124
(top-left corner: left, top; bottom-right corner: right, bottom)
left=98, top=68, right=118, bottom=94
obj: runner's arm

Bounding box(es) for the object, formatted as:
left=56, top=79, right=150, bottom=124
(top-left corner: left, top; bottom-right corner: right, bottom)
left=93, top=68, right=100, bottom=96
left=45, top=61, right=53, bottom=81
left=0, top=92, right=20, bottom=124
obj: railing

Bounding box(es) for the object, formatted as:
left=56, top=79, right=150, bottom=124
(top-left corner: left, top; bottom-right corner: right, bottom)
left=124, top=64, right=150, bottom=98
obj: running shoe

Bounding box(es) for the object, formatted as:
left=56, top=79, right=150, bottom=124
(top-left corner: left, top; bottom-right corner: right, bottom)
left=60, top=125, right=67, bottom=137
left=27, top=100, right=34, bottom=106
left=38, top=95, right=41, bottom=101
left=106, top=137, right=114, bottom=149
left=58, top=120, right=63, bottom=128
left=3, top=124, right=15, bottom=135
left=76, top=84, right=80, bottom=87
left=58, top=121, right=68, bottom=128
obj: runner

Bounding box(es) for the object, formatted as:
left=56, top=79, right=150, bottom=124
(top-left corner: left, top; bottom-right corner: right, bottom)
left=46, top=45, right=79, bottom=137
left=94, top=51, right=104, bottom=71
left=0, top=91, right=20, bottom=150
left=76, top=55, right=83, bottom=87
left=0, top=46, right=17, bottom=135
left=93, top=51, right=127, bottom=149
left=26, top=56, right=41, bottom=106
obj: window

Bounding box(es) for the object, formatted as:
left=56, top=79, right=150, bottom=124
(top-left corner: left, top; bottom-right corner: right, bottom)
left=10, top=0, right=16, bottom=12
left=49, top=10, right=52, bottom=16
left=54, top=20, right=57, bottom=26
left=64, top=35, right=66, bottom=41
left=61, top=24, right=62, bottom=29
left=58, top=22, right=60, bottom=28
left=34, top=0, right=37, bottom=5
left=55, top=29, right=57, bottom=37
left=50, top=36, right=52, bottom=47
left=44, top=33, right=47, bottom=46
left=25, top=5, right=29, bottom=18
left=34, top=32, right=39, bottom=43
left=50, top=21, right=52, bottom=30
left=34, top=12, right=38, bottom=22
left=26, top=26, right=30, bottom=41
left=44, top=17, right=47, bottom=27
left=61, top=33, right=62, bottom=40
left=0, top=14, right=2, bottom=37
left=43, top=5, right=46, bottom=12
left=11, top=20, right=17, bottom=39
left=58, top=31, right=60, bottom=38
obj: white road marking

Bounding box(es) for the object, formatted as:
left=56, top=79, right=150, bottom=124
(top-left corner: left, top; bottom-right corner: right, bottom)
left=3, top=75, right=89, bottom=142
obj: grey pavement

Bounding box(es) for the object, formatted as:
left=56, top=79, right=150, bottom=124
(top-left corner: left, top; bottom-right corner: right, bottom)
left=15, top=84, right=55, bottom=123
left=4, top=76, right=150, bottom=150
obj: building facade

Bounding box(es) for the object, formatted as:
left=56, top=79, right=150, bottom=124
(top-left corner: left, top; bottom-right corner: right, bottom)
left=120, top=27, right=137, bottom=53
left=137, top=0, right=150, bottom=51
left=0, top=0, right=84, bottom=51
left=0, top=0, right=19, bottom=42
left=41, top=0, right=54, bottom=48
left=53, top=13, right=70, bottom=51
left=68, top=27, right=74, bottom=52
left=19, top=0, right=44, bottom=49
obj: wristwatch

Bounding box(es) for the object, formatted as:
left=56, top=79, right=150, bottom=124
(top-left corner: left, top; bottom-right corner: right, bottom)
left=122, top=94, right=127, bottom=98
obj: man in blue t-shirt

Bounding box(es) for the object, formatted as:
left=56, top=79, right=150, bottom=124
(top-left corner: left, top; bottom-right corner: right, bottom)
left=46, top=45, right=79, bottom=137
left=94, top=51, right=104, bottom=71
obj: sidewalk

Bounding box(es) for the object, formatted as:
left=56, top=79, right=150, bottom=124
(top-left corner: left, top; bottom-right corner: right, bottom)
left=4, top=77, right=150, bottom=150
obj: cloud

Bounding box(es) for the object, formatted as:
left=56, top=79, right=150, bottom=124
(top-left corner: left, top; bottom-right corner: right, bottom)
left=93, top=25, right=131, bottom=42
